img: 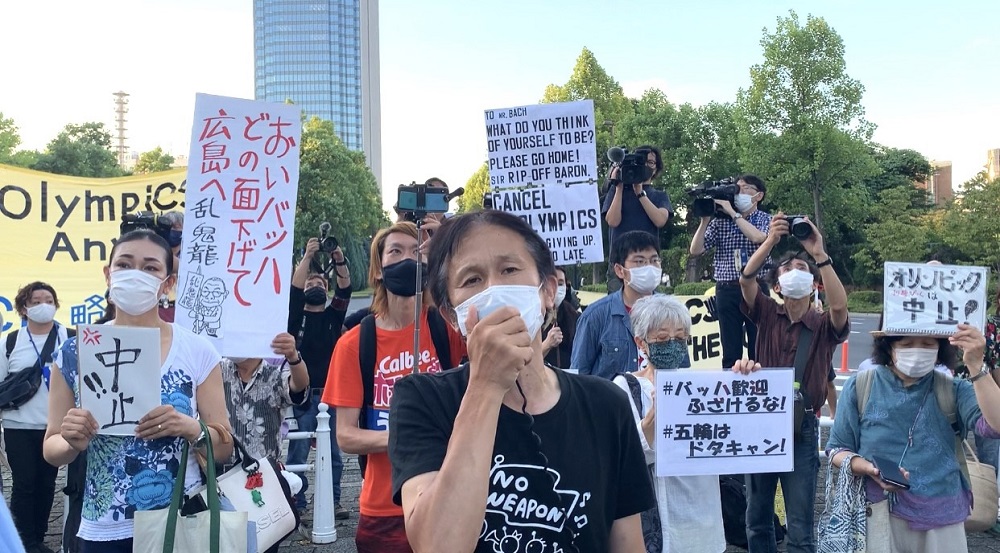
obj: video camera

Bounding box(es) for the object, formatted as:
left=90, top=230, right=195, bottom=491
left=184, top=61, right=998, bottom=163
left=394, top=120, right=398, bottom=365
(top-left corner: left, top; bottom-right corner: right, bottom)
left=120, top=211, right=172, bottom=241
left=686, top=177, right=741, bottom=219
left=396, top=183, right=463, bottom=223
left=607, top=147, right=653, bottom=188
left=784, top=215, right=814, bottom=240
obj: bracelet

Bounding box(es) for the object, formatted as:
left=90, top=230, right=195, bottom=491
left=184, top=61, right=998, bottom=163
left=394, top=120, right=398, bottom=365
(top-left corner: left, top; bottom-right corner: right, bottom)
left=815, top=258, right=833, bottom=269
left=289, top=354, right=304, bottom=366
left=334, top=260, right=348, bottom=266
left=739, top=271, right=756, bottom=281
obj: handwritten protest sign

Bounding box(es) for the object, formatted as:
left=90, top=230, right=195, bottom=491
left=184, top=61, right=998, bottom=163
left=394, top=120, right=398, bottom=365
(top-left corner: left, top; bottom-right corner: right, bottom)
left=175, top=94, right=301, bottom=357
left=655, top=369, right=794, bottom=477
left=882, top=262, right=988, bottom=336
left=484, top=100, right=603, bottom=263
left=77, top=325, right=161, bottom=436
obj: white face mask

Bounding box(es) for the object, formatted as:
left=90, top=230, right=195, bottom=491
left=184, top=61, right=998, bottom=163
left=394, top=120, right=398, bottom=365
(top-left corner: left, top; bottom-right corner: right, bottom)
left=26, top=303, right=56, bottom=324
left=893, top=348, right=938, bottom=378
left=554, top=285, right=567, bottom=308
left=734, top=193, right=755, bottom=213
left=777, top=269, right=814, bottom=299
left=454, top=284, right=544, bottom=339
left=109, top=269, right=166, bottom=316
left=627, top=265, right=662, bottom=295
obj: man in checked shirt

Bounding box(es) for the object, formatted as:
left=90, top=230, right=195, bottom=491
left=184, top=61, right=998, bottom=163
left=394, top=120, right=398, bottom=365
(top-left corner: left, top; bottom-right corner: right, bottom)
left=689, top=174, right=771, bottom=369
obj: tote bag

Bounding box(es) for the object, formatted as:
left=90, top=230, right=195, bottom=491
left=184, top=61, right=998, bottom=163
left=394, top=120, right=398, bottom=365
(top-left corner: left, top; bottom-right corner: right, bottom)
left=133, top=422, right=248, bottom=553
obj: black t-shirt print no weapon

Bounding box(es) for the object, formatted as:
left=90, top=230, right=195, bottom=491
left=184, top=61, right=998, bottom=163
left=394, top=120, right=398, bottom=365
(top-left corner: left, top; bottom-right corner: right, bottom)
left=388, top=366, right=655, bottom=553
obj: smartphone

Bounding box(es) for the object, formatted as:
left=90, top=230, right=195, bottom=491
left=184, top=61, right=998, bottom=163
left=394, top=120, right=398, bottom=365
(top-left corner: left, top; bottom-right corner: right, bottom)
left=397, top=185, right=450, bottom=213
left=872, top=455, right=910, bottom=490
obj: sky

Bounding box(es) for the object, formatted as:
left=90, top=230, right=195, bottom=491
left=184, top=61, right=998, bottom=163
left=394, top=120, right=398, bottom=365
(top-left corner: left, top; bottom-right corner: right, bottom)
left=1, top=0, right=998, bottom=214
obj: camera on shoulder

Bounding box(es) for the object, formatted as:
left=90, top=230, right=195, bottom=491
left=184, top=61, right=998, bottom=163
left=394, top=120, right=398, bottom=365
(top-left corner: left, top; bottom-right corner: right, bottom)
left=686, top=178, right=740, bottom=219
left=120, top=211, right=172, bottom=241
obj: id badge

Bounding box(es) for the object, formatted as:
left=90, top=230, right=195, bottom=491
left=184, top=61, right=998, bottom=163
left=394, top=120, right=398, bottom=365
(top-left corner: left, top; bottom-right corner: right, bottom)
left=733, top=249, right=748, bottom=273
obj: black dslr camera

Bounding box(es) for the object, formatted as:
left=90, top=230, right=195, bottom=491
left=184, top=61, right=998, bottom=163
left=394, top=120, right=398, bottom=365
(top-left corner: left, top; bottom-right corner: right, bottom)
left=785, top=215, right=814, bottom=239
left=318, top=222, right=338, bottom=253
left=607, top=147, right=653, bottom=188
left=120, top=211, right=172, bottom=241
left=686, top=178, right=740, bottom=219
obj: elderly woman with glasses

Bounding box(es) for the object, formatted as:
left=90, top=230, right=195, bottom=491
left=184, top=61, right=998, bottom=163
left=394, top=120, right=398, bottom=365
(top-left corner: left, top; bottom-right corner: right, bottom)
left=612, top=294, right=735, bottom=553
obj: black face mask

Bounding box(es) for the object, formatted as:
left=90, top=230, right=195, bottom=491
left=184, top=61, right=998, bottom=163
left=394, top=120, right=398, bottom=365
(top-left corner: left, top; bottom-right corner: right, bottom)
left=303, top=286, right=328, bottom=305
left=381, top=259, right=426, bottom=297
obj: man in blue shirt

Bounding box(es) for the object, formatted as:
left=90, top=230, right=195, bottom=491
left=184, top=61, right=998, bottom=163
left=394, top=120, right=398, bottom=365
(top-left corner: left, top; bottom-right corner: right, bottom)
left=571, top=231, right=666, bottom=378
left=689, top=174, right=771, bottom=369
left=603, top=146, right=673, bottom=293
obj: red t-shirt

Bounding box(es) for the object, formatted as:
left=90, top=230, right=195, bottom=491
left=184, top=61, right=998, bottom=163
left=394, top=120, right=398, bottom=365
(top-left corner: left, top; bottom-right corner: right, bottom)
left=322, top=309, right=466, bottom=517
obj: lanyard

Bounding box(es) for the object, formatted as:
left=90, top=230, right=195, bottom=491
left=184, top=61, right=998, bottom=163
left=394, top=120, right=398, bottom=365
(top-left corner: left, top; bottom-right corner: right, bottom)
left=26, top=329, right=56, bottom=390
left=899, top=381, right=934, bottom=467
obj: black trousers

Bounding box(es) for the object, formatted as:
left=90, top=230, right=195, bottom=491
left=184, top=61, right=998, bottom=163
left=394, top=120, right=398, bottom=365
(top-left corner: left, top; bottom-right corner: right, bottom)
left=5, top=427, right=59, bottom=546
left=715, top=284, right=757, bottom=369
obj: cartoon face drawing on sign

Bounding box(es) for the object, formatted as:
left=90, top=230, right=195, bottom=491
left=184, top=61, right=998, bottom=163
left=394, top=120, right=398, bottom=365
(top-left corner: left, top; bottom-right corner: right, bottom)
left=187, top=277, right=228, bottom=337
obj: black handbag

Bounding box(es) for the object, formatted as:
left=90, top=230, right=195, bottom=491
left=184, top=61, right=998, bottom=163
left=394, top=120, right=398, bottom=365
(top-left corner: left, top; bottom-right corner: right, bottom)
left=0, top=327, right=58, bottom=410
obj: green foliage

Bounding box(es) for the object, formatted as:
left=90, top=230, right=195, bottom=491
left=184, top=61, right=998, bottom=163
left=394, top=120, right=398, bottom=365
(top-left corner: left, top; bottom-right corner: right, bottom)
left=0, top=112, right=21, bottom=163
left=851, top=185, right=936, bottom=286
left=936, top=172, right=1000, bottom=273
left=580, top=283, right=607, bottom=293
left=458, top=162, right=489, bottom=213
left=33, top=122, right=123, bottom=177
left=847, top=290, right=883, bottom=313
left=673, top=281, right=715, bottom=296
left=296, top=117, right=389, bottom=288
left=133, top=146, right=175, bottom=174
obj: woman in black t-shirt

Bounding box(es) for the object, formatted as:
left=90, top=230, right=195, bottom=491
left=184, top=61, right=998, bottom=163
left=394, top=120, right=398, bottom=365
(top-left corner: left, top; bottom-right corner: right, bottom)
left=388, top=210, right=654, bottom=553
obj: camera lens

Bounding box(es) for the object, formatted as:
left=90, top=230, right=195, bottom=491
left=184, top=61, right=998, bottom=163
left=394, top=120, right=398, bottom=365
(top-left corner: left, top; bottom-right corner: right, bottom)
left=791, top=218, right=813, bottom=239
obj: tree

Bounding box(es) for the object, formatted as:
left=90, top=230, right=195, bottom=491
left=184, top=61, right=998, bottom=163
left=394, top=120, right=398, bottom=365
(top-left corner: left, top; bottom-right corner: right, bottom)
left=296, top=117, right=389, bottom=288
left=458, top=162, right=489, bottom=213
left=851, top=186, right=936, bottom=284
left=133, top=146, right=176, bottom=174
left=0, top=112, right=20, bottom=162
left=937, top=172, right=1000, bottom=273
left=736, top=11, right=877, bottom=236
left=33, top=122, right=123, bottom=177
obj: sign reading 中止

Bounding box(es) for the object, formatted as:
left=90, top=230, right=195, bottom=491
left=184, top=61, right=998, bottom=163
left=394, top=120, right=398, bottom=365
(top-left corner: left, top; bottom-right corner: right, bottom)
left=175, top=93, right=301, bottom=357
left=77, top=325, right=161, bottom=436
left=882, top=262, right=988, bottom=336
left=483, top=100, right=603, bottom=263
left=655, top=368, right=794, bottom=477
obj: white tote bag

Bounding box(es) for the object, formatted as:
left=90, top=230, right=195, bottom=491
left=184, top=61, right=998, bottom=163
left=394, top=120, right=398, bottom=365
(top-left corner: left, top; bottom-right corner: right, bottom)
left=134, top=423, right=248, bottom=553
left=194, top=437, right=297, bottom=552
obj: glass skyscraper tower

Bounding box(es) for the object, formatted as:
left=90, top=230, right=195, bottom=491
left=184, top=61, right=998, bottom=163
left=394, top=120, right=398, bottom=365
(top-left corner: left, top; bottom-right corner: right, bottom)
left=254, top=0, right=381, bottom=183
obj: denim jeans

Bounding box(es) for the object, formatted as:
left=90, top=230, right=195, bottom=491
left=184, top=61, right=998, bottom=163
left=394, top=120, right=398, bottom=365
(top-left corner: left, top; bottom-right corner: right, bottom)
left=288, top=389, right=343, bottom=508
left=716, top=284, right=757, bottom=369
left=746, top=415, right=819, bottom=553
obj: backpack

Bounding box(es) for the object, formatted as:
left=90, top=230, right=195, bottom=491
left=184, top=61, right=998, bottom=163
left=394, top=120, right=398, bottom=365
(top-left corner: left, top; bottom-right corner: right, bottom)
left=0, top=326, right=70, bottom=410
left=356, top=307, right=453, bottom=474
left=854, top=369, right=968, bottom=483
left=719, top=474, right=786, bottom=549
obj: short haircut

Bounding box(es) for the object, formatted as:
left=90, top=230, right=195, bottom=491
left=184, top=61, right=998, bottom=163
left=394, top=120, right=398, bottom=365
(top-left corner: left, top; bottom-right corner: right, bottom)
left=306, top=273, right=329, bottom=289
left=14, top=281, right=59, bottom=318
left=425, top=177, right=447, bottom=188
left=767, top=252, right=819, bottom=288
left=426, top=210, right=555, bottom=313
left=610, top=231, right=659, bottom=266
left=631, top=295, right=691, bottom=340
left=159, top=211, right=184, bottom=228
left=368, top=222, right=419, bottom=318
left=738, top=174, right=766, bottom=195
left=638, top=145, right=663, bottom=178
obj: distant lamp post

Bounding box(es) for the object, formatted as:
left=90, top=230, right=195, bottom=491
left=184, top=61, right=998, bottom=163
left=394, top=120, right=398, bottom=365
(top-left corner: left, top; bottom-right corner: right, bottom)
left=604, top=119, right=616, bottom=146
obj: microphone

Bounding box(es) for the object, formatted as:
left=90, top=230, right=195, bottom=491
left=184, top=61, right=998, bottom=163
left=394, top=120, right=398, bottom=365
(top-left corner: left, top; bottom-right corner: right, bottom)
left=445, top=187, right=465, bottom=202
left=607, top=147, right=625, bottom=165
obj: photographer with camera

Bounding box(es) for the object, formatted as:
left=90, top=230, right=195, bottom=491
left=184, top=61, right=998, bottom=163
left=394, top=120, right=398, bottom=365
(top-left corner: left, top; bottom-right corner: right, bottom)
left=286, top=233, right=353, bottom=521
left=689, top=175, right=771, bottom=370
left=603, top=146, right=673, bottom=292
left=737, top=214, right=849, bottom=553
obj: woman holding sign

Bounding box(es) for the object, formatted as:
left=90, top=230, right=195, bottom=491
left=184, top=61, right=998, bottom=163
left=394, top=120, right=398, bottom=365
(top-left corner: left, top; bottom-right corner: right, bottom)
left=42, top=229, right=233, bottom=553
left=611, top=294, right=731, bottom=553
left=826, top=319, right=1000, bottom=552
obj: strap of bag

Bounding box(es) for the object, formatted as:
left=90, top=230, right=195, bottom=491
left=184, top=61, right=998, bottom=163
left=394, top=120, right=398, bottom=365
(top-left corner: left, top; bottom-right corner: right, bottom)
left=793, top=326, right=814, bottom=386
left=38, top=325, right=60, bottom=367
left=620, top=373, right=644, bottom=415
left=5, top=331, right=16, bottom=360
left=426, top=307, right=452, bottom=371
left=164, top=421, right=219, bottom=553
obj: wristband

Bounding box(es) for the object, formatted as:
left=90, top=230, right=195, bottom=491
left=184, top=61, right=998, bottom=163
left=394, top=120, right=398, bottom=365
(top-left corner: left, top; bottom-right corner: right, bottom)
left=289, top=354, right=304, bottom=366
left=636, top=190, right=647, bottom=198
left=334, top=260, right=348, bottom=266
left=815, top=258, right=833, bottom=269
left=739, top=271, right=756, bottom=281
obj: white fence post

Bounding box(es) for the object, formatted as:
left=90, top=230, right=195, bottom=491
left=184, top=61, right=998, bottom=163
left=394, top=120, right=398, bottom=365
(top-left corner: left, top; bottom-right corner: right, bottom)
left=311, top=403, right=337, bottom=543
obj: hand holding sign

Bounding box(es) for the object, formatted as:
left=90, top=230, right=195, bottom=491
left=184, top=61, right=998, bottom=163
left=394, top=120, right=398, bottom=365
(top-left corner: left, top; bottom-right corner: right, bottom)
left=950, top=323, right=987, bottom=373
left=135, top=404, right=201, bottom=442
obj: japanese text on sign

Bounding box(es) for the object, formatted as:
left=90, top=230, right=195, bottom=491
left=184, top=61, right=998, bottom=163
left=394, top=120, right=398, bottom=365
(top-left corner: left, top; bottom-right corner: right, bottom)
left=484, top=100, right=597, bottom=189
left=655, top=369, right=794, bottom=476
left=77, top=325, right=161, bottom=436
left=175, top=94, right=301, bottom=357
left=882, top=262, right=988, bottom=336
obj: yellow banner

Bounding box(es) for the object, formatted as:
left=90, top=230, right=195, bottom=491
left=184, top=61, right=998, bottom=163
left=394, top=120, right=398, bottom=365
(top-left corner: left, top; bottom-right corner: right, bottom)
left=0, top=164, right=187, bottom=332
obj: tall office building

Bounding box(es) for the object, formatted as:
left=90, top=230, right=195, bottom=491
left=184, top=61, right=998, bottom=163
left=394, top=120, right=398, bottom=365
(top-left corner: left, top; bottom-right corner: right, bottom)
left=917, top=161, right=953, bottom=205
left=987, top=148, right=1000, bottom=182
left=254, top=0, right=382, bottom=184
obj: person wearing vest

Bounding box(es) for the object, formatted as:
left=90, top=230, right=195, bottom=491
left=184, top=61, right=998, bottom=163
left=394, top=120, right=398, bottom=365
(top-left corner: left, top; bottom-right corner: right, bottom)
left=322, top=221, right=466, bottom=552
left=1, top=282, right=72, bottom=553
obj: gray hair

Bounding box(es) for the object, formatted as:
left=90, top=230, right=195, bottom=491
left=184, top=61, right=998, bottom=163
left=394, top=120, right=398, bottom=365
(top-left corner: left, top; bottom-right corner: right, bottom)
left=631, top=294, right=691, bottom=340
left=160, top=211, right=184, bottom=228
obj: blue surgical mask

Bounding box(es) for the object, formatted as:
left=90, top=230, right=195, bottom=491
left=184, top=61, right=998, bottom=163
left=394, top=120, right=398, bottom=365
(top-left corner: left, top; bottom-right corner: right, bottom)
left=168, top=229, right=183, bottom=248
left=646, top=339, right=687, bottom=370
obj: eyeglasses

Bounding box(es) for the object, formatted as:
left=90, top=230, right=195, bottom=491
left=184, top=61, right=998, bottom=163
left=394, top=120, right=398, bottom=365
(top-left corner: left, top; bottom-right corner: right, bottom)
left=645, top=160, right=657, bottom=168
left=627, top=256, right=661, bottom=268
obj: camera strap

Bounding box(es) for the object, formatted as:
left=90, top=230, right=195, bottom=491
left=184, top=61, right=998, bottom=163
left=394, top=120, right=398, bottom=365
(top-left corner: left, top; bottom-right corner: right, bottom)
left=793, top=325, right=813, bottom=397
